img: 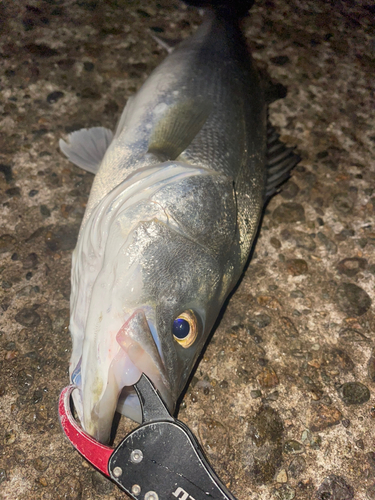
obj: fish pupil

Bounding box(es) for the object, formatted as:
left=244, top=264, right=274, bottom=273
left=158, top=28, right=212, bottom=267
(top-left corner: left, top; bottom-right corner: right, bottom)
left=173, top=318, right=190, bottom=339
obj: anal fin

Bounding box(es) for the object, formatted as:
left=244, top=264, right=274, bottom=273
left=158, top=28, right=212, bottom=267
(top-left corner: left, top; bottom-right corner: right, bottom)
left=59, top=126, right=113, bottom=174
left=265, top=122, right=300, bottom=197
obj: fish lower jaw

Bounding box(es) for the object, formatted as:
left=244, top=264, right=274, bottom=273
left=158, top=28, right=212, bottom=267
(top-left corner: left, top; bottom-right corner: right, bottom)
left=81, top=355, right=142, bottom=443
left=78, top=350, right=172, bottom=444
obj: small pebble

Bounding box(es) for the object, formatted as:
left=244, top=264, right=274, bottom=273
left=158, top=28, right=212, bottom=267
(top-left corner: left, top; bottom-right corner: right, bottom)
left=270, top=237, right=282, bottom=249
left=22, top=253, right=38, bottom=269
left=368, top=350, right=375, bottom=382
left=274, top=484, right=296, bottom=499
left=280, top=317, right=299, bottom=337
left=40, top=205, right=51, bottom=217
left=307, top=403, right=342, bottom=432
left=317, top=231, right=337, bottom=254
left=4, top=429, right=16, bottom=445
left=14, top=449, right=26, bottom=464
left=249, top=313, right=271, bottom=328
left=33, top=456, right=50, bottom=472
left=47, top=91, right=64, bottom=103
left=56, top=477, right=82, bottom=500
left=45, top=225, right=79, bottom=251
left=338, top=382, right=370, bottom=405
left=355, top=439, right=364, bottom=450
left=337, top=257, right=367, bottom=277
left=6, top=187, right=21, bottom=197
left=288, top=456, right=306, bottom=479
left=241, top=406, right=283, bottom=484
left=276, top=469, right=288, bottom=483
left=336, top=283, right=372, bottom=317
left=0, top=469, right=7, bottom=484
left=301, top=430, right=310, bottom=442
left=270, top=55, right=290, bottom=66
left=316, top=474, right=354, bottom=500
left=310, top=435, right=322, bottom=450
left=83, top=61, right=95, bottom=71
left=286, top=259, right=308, bottom=276
left=333, top=193, right=354, bottom=213
left=283, top=440, right=305, bottom=455
left=272, top=202, right=305, bottom=223
left=257, top=366, right=279, bottom=389
left=38, top=477, right=48, bottom=487
left=0, top=234, right=16, bottom=253
left=14, top=308, right=41, bottom=327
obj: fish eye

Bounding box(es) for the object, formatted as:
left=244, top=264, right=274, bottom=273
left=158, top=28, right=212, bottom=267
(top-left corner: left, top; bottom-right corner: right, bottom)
left=172, top=310, right=198, bottom=348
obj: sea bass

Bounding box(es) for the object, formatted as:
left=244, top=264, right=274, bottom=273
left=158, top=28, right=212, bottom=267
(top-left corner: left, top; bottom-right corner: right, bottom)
left=60, top=0, right=297, bottom=443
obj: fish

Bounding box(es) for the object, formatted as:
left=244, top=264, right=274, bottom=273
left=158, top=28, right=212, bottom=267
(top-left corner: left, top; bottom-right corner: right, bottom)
left=59, top=0, right=299, bottom=443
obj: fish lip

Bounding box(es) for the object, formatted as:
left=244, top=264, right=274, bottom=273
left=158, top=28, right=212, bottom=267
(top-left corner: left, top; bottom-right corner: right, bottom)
left=74, top=308, right=173, bottom=443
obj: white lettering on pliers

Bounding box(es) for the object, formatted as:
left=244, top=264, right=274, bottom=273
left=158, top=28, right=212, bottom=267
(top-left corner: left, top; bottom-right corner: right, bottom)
left=172, top=486, right=196, bottom=500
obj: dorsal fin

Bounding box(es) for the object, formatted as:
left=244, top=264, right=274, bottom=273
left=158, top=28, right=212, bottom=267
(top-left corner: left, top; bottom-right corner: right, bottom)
left=59, top=127, right=113, bottom=174
left=147, top=99, right=213, bottom=161
left=265, top=122, right=300, bottom=198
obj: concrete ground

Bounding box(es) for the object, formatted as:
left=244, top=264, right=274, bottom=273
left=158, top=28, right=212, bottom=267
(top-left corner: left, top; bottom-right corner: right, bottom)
left=0, top=0, right=374, bottom=499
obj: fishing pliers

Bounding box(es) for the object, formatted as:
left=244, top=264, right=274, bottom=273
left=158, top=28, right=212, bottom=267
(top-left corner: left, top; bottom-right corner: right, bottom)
left=59, top=374, right=239, bottom=500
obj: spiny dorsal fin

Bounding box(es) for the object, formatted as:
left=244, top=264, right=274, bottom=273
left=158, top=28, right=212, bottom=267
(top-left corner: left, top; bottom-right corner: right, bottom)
left=148, top=99, right=213, bottom=161
left=266, top=122, right=300, bottom=198
left=59, top=126, right=113, bottom=174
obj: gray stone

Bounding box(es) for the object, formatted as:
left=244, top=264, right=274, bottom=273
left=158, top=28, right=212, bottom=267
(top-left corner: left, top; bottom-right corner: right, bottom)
left=316, top=475, right=354, bottom=500
left=22, top=252, right=39, bottom=269
left=333, top=193, right=354, bottom=214
left=56, top=476, right=82, bottom=500
left=336, top=283, right=372, bottom=316
left=283, top=440, right=304, bottom=455
left=272, top=202, right=305, bottom=223
left=338, top=382, right=370, bottom=405
left=249, top=313, right=271, bottom=328
left=280, top=180, right=299, bottom=199
left=317, top=231, right=337, bottom=254
left=288, top=456, right=306, bottom=479
left=337, top=257, right=367, bottom=277
left=0, top=234, right=16, bottom=253
left=45, top=225, right=79, bottom=252
left=14, top=308, right=41, bottom=327
left=274, top=484, right=296, bottom=499
left=241, top=407, right=283, bottom=484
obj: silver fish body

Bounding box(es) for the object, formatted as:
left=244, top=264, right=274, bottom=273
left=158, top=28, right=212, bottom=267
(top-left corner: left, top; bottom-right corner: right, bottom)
left=61, top=9, right=267, bottom=443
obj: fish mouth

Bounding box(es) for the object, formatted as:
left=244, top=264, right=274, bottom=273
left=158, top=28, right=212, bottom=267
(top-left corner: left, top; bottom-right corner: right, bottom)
left=71, top=309, right=172, bottom=443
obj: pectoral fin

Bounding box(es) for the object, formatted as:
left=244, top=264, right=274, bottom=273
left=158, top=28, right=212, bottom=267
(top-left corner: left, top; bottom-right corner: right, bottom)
left=59, top=126, right=113, bottom=174
left=148, top=99, right=213, bottom=161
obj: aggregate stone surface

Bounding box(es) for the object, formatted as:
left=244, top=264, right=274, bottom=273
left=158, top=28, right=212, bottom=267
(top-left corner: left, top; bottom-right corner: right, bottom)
left=0, top=1, right=374, bottom=499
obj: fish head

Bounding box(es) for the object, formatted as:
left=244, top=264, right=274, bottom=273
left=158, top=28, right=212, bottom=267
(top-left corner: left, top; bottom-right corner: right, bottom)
left=69, top=163, right=237, bottom=443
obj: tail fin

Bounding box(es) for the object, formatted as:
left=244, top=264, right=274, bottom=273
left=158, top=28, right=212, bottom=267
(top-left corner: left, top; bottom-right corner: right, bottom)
left=183, top=0, right=255, bottom=18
